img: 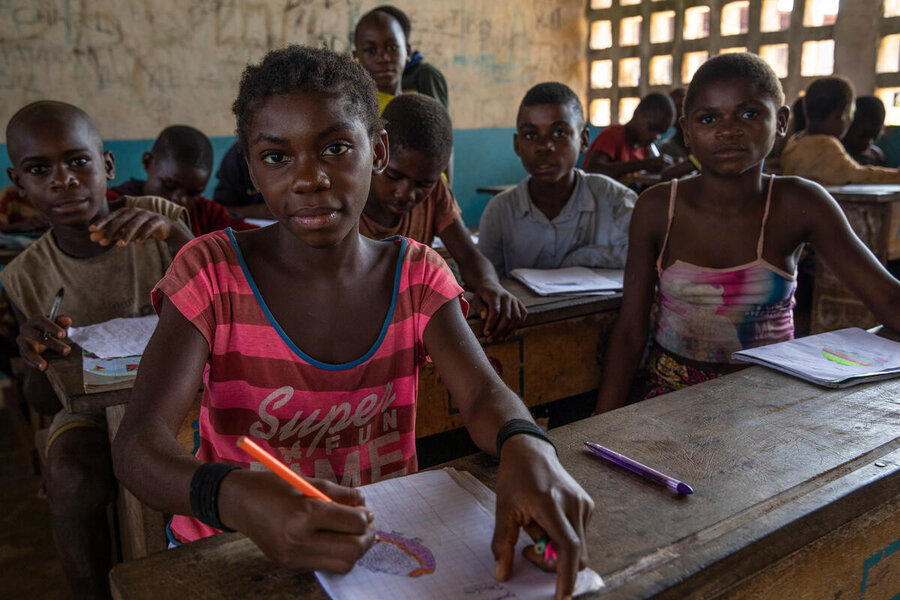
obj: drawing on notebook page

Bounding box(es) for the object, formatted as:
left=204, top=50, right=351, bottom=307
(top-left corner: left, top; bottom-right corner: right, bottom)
left=359, top=531, right=436, bottom=578
left=820, top=346, right=888, bottom=367
left=315, top=469, right=603, bottom=600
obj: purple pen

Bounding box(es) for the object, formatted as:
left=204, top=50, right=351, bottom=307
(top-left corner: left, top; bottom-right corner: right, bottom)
left=585, top=442, right=694, bottom=495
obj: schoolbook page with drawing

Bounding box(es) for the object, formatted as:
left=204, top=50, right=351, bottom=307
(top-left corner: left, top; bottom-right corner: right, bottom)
left=316, top=469, right=603, bottom=600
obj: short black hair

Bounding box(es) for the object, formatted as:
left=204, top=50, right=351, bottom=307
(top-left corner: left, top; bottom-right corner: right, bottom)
left=803, top=76, right=854, bottom=123
left=369, top=5, right=411, bottom=39
left=354, top=7, right=409, bottom=47
left=684, top=52, right=785, bottom=114
left=635, top=92, right=676, bottom=119
left=232, top=45, right=381, bottom=153
left=520, top=82, right=584, bottom=124
left=852, top=95, right=886, bottom=127
left=382, top=94, right=453, bottom=165
left=152, top=125, right=213, bottom=172
left=7, top=101, right=103, bottom=158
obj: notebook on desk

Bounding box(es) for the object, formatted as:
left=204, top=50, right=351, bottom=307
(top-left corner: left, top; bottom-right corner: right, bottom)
left=732, top=327, right=900, bottom=388
left=510, top=266, right=623, bottom=296
left=68, top=315, right=159, bottom=393
left=316, top=469, right=603, bottom=600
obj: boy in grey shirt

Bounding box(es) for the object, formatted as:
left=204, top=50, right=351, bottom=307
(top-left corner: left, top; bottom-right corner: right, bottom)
left=479, top=82, right=636, bottom=278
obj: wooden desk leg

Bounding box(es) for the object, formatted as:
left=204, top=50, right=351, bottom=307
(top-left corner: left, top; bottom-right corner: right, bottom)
left=105, top=404, right=167, bottom=561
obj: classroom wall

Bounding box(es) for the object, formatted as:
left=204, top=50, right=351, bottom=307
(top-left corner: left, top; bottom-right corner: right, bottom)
left=0, top=0, right=587, bottom=224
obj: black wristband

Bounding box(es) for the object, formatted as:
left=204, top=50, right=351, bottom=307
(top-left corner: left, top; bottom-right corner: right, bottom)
left=190, top=462, right=241, bottom=532
left=496, top=418, right=555, bottom=457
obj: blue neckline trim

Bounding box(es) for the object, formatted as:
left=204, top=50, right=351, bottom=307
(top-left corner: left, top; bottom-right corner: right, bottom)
left=225, top=228, right=406, bottom=371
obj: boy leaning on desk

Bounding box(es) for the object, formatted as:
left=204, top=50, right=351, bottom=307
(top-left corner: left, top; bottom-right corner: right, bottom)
left=1, top=100, right=191, bottom=598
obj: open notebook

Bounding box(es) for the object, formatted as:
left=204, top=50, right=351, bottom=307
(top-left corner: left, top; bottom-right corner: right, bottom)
left=732, top=327, right=900, bottom=388
left=316, top=469, right=604, bottom=600
left=68, top=315, right=158, bottom=393
left=510, top=266, right=623, bottom=296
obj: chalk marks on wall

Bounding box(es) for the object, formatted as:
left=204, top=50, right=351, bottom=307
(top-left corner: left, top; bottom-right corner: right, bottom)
left=0, top=0, right=586, bottom=137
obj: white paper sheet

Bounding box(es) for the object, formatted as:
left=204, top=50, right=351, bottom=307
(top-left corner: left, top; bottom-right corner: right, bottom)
left=511, top=267, right=623, bottom=296
left=68, top=315, right=159, bottom=359
left=732, top=327, right=900, bottom=388
left=316, top=470, right=603, bottom=600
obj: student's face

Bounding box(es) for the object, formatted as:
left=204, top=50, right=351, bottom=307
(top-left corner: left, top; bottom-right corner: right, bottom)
left=682, top=77, right=789, bottom=177
left=369, top=147, right=444, bottom=217
left=244, top=91, right=388, bottom=247
left=513, top=103, right=589, bottom=185
left=142, top=153, right=210, bottom=210
left=843, top=120, right=884, bottom=154
left=7, top=118, right=115, bottom=228
left=354, top=15, right=409, bottom=95
left=632, top=110, right=675, bottom=146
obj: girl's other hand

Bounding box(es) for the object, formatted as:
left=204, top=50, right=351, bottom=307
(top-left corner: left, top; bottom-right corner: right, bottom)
left=89, top=207, right=173, bottom=246
left=219, top=470, right=376, bottom=573
left=492, top=434, right=594, bottom=600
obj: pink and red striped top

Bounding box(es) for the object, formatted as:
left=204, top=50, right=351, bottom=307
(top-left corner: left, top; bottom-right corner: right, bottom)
left=152, top=229, right=466, bottom=543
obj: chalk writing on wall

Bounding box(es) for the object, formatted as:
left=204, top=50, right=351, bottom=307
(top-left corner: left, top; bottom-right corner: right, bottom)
left=0, top=0, right=586, bottom=139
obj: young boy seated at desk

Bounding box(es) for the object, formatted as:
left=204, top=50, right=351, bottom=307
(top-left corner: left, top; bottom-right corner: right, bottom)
left=781, top=77, right=900, bottom=185
left=478, top=82, right=638, bottom=278
left=111, top=125, right=256, bottom=236
left=0, top=101, right=192, bottom=599
left=842, top=96, right=888, bottom=167
left=581, top=92, right=676, bottom=181
left=361, top=94, right=526, bottom=341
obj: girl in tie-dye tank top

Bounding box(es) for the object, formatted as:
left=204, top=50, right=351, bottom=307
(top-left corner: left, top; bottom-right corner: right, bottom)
left=596, top=52, right=900, bottom=413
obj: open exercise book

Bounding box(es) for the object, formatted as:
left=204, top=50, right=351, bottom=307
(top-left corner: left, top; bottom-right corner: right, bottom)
left=511, top=266, right=623, bottom=296
left=316, top=469, right=604, bottom=600
left=67, top=315, right=159, bottom=393
left=732, top=327, right=900, bottom=388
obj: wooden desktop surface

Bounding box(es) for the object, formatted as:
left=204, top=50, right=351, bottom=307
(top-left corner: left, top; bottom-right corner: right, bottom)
left=108, top=366, right=900, bottom=599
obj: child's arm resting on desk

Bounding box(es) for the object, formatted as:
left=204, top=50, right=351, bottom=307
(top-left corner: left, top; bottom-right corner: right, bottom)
left=88, top=205, right=193, bottom=255
left=595, top=187, right=667, bottom=413
left=111, top=297, right=375, bottom=573
left=793, top=178, right=900, bottom=331
left=440, top=218, right=527, bottom=341
left=424, top=300, right=594, bottom=600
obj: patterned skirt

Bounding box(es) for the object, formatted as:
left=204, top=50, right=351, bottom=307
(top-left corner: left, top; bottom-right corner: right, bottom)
left=643, top=343, right=722, bottom=399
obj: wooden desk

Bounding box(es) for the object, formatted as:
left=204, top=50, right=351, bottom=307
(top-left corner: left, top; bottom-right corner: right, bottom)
left=475, top=184, right=515, bottom=196
left=621, top=171, right=662, bottom=188
left=812, top=184, right=900, bottom=333
left=418, top=280, right=620, bottom=437
left=44, top=353, right=195, bottom=561
left=108, top=367, right=900, bottom=599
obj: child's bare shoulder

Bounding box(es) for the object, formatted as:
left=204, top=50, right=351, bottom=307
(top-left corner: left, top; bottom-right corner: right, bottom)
left=631, top=181, right=674, bottom=238
left=774, top=175, right=839, bottom=212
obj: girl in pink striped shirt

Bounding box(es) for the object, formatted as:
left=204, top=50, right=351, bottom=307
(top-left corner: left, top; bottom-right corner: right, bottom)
left=113, top=46, right=591, bottom=599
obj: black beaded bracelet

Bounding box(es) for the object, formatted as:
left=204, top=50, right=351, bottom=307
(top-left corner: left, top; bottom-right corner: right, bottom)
left=190, top=462, right=241, bottom=532
left=495, top=418, right=556, bottom=457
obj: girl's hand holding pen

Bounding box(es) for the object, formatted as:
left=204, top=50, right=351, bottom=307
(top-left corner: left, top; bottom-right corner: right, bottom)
left=492, top=434, right=594, bottom=600
left=216, top=469, right=376, bottom=574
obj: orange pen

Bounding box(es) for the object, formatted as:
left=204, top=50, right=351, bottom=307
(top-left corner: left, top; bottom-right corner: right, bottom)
left=236, top=436, right=333, bottom=503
